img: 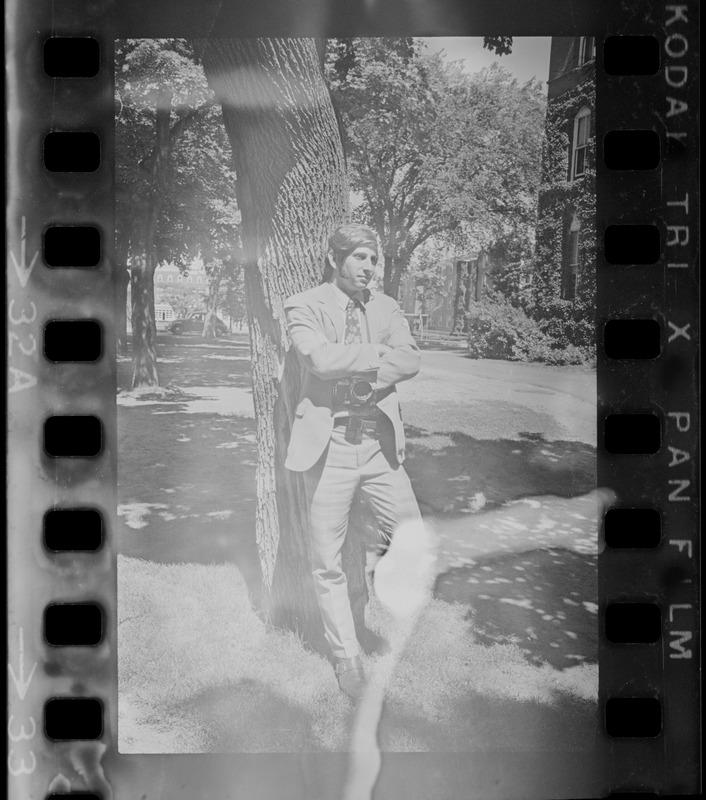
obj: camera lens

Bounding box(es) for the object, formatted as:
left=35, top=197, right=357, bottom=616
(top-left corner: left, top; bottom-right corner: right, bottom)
left=351, top=380, right=374, bottom=402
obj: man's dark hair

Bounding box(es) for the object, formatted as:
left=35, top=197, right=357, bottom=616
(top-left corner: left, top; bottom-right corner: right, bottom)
left=322, top=223, right=379, bottom=282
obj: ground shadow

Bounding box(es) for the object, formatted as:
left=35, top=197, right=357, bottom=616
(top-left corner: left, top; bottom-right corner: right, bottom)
left=404, top=425, right=596, bottom=514
left=117, top=397, right=262, bottom=596
left=157, top=674, right=596, bottom=753
left=378, top=685, right=598, bottom=752
left=118, top=333, right=253, bottom=391
left=167, top=679, right=319, bottom=752
left=118, top=333, right=260, bottom=580
left=435, top=548, right=598, bottom=670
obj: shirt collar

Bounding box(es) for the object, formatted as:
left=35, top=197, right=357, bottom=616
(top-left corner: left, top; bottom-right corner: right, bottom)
left=327, top=282, right=370, bottom=310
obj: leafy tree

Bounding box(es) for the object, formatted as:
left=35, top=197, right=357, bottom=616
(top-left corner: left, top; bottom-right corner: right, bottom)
left=325, top=39, right=543, bottom=301
left=163, top=112, right=242, bottom=339
left=461, top=66, right=546, bottom=266
left=202, top=254, right=241, bottom=341
left=326, top=38, right=460, bottom=298
left=406, top=239, right=457, bottom=319
left=483, top=36, right=514, bottom=56
left=116, top=39, right=239, bottom=382
left=218, top=264, right=248, bottom=330
left=487, top=258, right=536, bottom=310
left=159, top=289, right=203, bottom=319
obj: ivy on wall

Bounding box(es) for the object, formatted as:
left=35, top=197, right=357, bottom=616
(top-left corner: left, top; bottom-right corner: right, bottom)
left=531, top=67, right=596, bottom=350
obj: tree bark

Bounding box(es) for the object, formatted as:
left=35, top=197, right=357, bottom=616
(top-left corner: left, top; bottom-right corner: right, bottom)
left=382, top=253, right=396, bottom=299
left=202, top=266, right=223, bottom=339
left=452, top=260, right=469, bottom=334
left=475, top=253, right=488, bottom=302
left=129, top=213, right=159, bottom=388
left=129, top=94, right=172, bottom=388
left=117, top=268, right=130, bottom=354
left=463, top=260, right=473, bottom=332
left=203, top=38, right=368, bottom=652
left=115, top=224, right=131, bottom=354
left=383, top=252, right=404, bottom=300
left=382, top=239, right=412, bottom=301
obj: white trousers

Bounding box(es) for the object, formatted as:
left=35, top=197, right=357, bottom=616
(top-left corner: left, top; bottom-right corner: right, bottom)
left=303, top=423, right=421, bottom=659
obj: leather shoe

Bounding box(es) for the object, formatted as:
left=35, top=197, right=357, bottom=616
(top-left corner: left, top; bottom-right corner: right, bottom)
left=359, top=627, right=388, bottom=656
left=334, top=655, right=366, bottom=701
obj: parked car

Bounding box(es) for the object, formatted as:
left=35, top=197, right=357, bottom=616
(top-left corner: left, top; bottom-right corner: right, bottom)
left=168, top=311, right=229, bottom=336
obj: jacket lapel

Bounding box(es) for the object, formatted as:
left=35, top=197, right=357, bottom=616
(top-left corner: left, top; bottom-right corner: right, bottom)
left=363, top=290, right=380, bottom=343
left=317, top=283, right=344, bottom=342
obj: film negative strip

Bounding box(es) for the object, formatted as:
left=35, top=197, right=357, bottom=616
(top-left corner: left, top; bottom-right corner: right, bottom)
left=6, top=1, right=700, bottom=799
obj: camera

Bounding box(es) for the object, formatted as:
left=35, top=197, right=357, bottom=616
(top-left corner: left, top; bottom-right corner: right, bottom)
left=332, top=377, right=376, bottom=407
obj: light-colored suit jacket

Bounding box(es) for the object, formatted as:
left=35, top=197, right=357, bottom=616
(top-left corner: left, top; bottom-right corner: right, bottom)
left=284, top=282, right=421, bottom=472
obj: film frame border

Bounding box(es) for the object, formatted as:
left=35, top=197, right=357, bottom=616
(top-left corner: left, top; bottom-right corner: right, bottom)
left=6, top=1, right=700, bottom=797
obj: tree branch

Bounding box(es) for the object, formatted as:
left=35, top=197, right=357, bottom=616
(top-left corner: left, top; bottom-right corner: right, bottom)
left=408, top=224, right=442, bottom=254
left=169, top=98, right=216, bottom=141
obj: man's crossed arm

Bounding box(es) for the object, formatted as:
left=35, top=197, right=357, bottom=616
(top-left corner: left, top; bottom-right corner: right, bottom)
left=284, top=300, right=420, bottom=390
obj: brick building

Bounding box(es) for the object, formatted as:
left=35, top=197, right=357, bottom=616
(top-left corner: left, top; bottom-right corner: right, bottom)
left=399, top=254, right=490, bottom=335
left=153, top=260, right=209, bottom=320
left=126, top=259, right=210, bottom=330
left=154, top=260, right=208, bottom=293
left=534, top=36, right=596, bottom=307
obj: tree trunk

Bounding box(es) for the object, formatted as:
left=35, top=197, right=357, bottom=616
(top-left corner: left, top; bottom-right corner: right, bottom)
left=116, top=227, right=131, bottom=354
left=203, top=266, right=223, bottom=339
left=117, top=268, right=130, bottom=354
left=203, top=38, right=369, bottom=652
left=130, top=215, right=159, bottom=388
left=383, top=249, right=410, bottom=301
left=383, top=254, right=399, bottom=300
left=463, top=260, right=473, bottom=332
left=452, top=259, right=468, bottom=334
left=129, top=95, right=172, bottom=389
left=475, top=253, right=488, bottom=302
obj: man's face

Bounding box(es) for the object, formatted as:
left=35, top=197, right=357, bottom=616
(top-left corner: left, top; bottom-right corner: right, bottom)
left=330, top=246, right=378, bottom=295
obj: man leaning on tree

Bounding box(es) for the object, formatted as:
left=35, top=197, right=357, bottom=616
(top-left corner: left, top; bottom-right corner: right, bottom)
left=284, top=223, right=423, bottom=700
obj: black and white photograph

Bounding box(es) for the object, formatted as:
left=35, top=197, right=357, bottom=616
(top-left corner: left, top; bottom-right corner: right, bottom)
left=115, top=35, right=608, bottom=757
left=5, top=0, right=701, bottom=798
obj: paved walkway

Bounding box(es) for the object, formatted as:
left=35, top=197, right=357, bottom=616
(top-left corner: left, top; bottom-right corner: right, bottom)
left=400, top=350, right=596, bottom=445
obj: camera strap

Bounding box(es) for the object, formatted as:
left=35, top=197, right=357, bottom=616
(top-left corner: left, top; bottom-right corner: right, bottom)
left=344, top=416, right=364, bottom=444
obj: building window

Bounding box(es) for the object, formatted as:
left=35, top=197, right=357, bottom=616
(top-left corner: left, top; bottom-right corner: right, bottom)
left=157, top=274, right=163, bottom=282
left=577, top=37, right=595, bottom=67
left=562, top=217, right=581, bottom=300
left=187, top=276, right=193, bottom=283
left=168, top=274, right=173, bottom=282
left=177, top=275, right=183, bottom=282
left=570, top=107, right=591, bottom=180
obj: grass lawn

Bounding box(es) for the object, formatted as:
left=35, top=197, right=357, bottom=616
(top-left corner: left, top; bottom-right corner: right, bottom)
left=118, top=555, right=597, bottom=753
left=117, top=334, right=599, bottom=753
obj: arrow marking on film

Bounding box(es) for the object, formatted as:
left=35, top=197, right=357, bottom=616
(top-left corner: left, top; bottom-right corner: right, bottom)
left=8, top=627, right=37, bottom=701
left=47, top=773, right=72, bottom=794
left=10, top=217, right=39, bottom=289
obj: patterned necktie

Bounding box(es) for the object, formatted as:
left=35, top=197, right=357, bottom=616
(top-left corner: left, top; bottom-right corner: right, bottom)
left=344, top=298, right=363, bottom=344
